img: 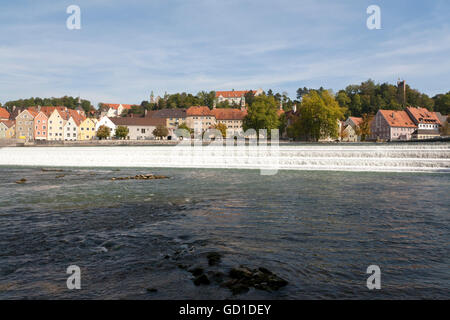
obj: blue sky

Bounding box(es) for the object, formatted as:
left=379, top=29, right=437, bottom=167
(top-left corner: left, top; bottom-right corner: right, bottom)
left=0, top=0, right=449, bottom=106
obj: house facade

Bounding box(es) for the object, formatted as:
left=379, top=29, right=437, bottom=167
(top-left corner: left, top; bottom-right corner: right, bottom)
left=110, top=117, right=167, bottom=140
left=215, top=89, right=263, bottom=106
left=100, top=103, right=133, bottom=118
left=371, top=110, right=416, bottom=141
left=96, top=116, right=117, bottom=137
left=211, top=108, right=247, bottom=136
left=34, top=112, right=48, bottom=140
left=47, top=109, right=67, bottom=141
left=0, top=120, right=15, bottom=139
left=343, top=116, right=363, bottom=142
left=406, top=107, right=441, bottom=140
left=79, top=118, right=98, bottom=140
left=186, top=106, right=216, bottom=133
left=15, top=109, right=37, bottom=140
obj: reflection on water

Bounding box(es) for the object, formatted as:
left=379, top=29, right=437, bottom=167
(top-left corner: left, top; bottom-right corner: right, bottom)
left=0, top=167, right=449, bottom=299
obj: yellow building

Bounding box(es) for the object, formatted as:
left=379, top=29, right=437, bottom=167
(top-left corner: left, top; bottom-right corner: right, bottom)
left=47, top=109, right=67, bottom=141
left=78, top=118, right=98, bottom=140
left=0, top=120, right=15, bottom=139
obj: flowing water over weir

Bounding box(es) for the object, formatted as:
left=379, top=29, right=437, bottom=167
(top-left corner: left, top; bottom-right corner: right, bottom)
left=0, top=143, right=449, bottom=172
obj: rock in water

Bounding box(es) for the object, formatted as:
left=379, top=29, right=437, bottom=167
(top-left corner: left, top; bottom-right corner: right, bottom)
left=193, top=274, right=210, bottom=286
left=206, top=252, right=222, bottom=266
left=225, top=266, right=288, bottom=295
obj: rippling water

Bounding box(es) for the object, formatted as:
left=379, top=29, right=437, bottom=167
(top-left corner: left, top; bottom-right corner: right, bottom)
left=0, top=166, right=449, bottom=299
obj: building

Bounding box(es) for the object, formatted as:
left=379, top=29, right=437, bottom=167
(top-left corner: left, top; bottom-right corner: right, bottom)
left=15, top=109, right=38, bottom=140
left=342, top=117, right=363, bottom=142
left=0, top=107, right=10, bottom=120
left=149, top=108, right=187, bottom=139
left=95, top=116, right=117, bottom=138
left=341, top=123, right=358, bottom=142
left=79, top=118, right=98, bottom=140
left=186, top=106, right=216, bottom=133
left=110, top=117, right=167, bottom=140
left=34, top=111, right=49, bottom=140
left=47, top=109, right=68, bottom=141
left=215, top=89, right=263, bottom=106
left=406, top=107, right=441, bottom=140
left=0, top=120, right=15, bottom=139
left=210, top=108, right=247, bottom=136
left=371, top=110, right=416, bottom=141
left=100, top=103, right=134, bottom=118
left=63, top=110, right=84, bottom=141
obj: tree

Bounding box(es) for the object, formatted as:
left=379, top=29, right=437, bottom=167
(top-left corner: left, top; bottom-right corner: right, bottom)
left=290, top=90, right=344, bottom=141
left=244, top=90, right=256, bottom=107
left=212, top=123, right=227, bottom=138
left=433, top=92, right=450, bottom=115
left=153, top=125, right=169, bottom=140
left=96, top=125, right=111, bottom=140
left=115, top=125, right=129, bottom=139
left=355, top=113, right=373, bottom=141
left=296, top=87, right=310, bottom=100
left=440, top=116, right=450, bottom=136
left=243, top=95, right=280, bottom=138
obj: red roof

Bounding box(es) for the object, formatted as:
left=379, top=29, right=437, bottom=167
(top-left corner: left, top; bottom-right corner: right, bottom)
left=0, top=120, right=15, bottom=128
left=349, top=117, right=363, bottom=127
left=186, top=106, right=212, bottom=116
left=102, top=103, right=133, bottom=110
left=211, top=108, right=246, bottom=120
left=216, top=90, right=253, bottom=98
left=406, top=107, right=440, bottom=125
left=379, top=110, right=416, bottom=128
left=0, top=107, right=10, bottom=119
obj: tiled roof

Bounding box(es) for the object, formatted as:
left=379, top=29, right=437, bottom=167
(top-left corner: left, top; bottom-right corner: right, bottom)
left=67, top=109, right=86, bottom=126
left=216, top=90, right=253, bottom=98
left=349, top=117, right=363, bottom=126
left=110, top=117, right=167, bottom=127
left=186, top=106, right=212, bottom=116
left=0, top=107, right=10, bottom=119
left=102, top=103, right=134, bottom=110
left=211, top=108, right=246, bottom=120
left=379, top=110, right=416, bottom=128
left=0, top=120, right=15, bottom=128
left=406, top=107, right=440, bottom=125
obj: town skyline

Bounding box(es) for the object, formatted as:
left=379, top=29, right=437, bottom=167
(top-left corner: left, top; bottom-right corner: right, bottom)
left=1, top=0, right=450, bottom=106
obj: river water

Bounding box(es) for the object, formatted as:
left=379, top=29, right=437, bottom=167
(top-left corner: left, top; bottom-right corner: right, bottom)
left=0, top=145, right=449, bottom=299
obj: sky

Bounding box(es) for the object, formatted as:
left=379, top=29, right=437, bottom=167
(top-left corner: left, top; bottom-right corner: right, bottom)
left=0, top=0, right=449, bottom=106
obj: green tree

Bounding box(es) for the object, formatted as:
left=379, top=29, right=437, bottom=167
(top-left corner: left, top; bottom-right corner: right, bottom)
left=290, top=90, right=344, bottom=141
left=433, top=92, right=450, bottom=115
left=243, top=95, right=280, bottom=138
left=96, top=125, right=111, bottom=140
left=115, top=125, right=129, bottom=139
left=244, top=90, right=256, bottom=107
left=153, top=125, right=169, bottom=140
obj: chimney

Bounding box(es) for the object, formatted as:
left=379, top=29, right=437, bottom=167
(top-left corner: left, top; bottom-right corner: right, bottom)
left=144, top=109, right=148, bottom=117
left=279, top=101, right=283, bottom=110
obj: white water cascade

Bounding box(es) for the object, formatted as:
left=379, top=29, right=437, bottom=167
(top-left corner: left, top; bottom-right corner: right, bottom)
left=0, top=144, right=449, bottom=173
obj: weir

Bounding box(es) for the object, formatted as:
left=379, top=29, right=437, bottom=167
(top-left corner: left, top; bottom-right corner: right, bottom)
left=0, top=144, right=449, bottom=172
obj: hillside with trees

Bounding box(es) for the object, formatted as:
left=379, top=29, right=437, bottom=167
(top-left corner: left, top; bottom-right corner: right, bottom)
left=3, top=96, right=93, bottom=113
